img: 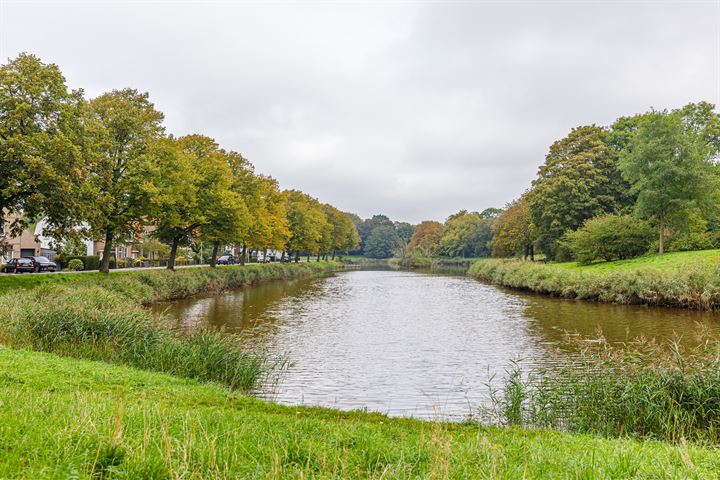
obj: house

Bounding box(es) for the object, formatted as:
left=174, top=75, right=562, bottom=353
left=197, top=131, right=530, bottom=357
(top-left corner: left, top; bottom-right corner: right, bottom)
left=1, top=213, right=65, bottom=262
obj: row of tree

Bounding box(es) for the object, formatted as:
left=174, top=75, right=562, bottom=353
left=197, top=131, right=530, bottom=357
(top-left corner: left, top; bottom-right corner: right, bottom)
left=492, top=102, right=720, bottom=261
left=0, top=54, right=359, bottom=272
left=346, top=208, right=501, bottom=260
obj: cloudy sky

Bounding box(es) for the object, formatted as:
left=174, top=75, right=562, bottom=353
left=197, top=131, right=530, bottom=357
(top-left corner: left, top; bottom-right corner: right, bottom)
left=1, top=1, right=718, bottom=223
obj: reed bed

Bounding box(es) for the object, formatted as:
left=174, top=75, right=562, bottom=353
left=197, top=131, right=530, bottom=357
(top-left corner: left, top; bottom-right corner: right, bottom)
left=483, top=335, right=720, bottom=444
left=0, top=262, right=341, bottom=391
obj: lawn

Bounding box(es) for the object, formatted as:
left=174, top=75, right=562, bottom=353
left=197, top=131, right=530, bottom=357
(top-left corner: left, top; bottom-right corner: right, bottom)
left=551, top=249, right=720, bottom=273
left=2, top=347, right=718, bottom=479
left=469, top=250, right=720, bottom=309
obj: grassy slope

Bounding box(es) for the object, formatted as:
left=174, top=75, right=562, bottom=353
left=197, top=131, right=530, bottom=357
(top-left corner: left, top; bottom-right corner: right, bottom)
left=469, top=250, right=720, bottom=309
left=552, top=250, right=720, bottom=273
left=0, top=262, right=341, bottom=298
left=3, top=347, right=719, bottom=479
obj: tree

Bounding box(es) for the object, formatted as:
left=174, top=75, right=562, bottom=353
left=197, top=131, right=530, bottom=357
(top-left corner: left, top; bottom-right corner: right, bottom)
left=409, top=220, right=444, bottom=256
left=284, top=190, right=328, bottom=261
left=256, top=176, right=290, bottom=257
left=394, top=221, right=415, bottom=244
left=564, top=214, right=654, bottom=264
left=492, top=195, right=535, bottom=259
left=83, top=89, right=165, bottom=273
left=147, top=135, right=245, bottom=269
left=364, top=225, right=401, bottom=259
left=479, top=207, right=502, bottom=219
left=0, top=53, right=86, bottom=237
left=356, top=214, right=393, bottom=254
left=619, top=109, right=720, bottom=253
left=322, top=205, right=359, bottom=259
left=439, top=211, right=494, bottom=257
left=528, top=125, right=632, bottom=259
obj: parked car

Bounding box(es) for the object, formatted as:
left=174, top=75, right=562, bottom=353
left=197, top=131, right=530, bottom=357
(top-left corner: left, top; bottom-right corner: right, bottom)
left=24, top=256, right=57, bottom=273
left=3, top=257, right=36, bottom=274
left=216, top=255, right=236, bottom=265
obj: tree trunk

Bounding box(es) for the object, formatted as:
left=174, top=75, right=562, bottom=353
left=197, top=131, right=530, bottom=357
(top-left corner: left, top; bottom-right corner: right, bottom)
left=307, top=253, right=310, bottom=263
left=210, top=241, right=220, bottom=267
left=316, top=252, right=321, bottom=262
left=331, top=250, right=336, bottom=260
left=264, top=248, right=269, bottom=263
left=295, top=251, right=300, bottom=263
left=659, top=214, right=665, bottom=254
left=100, top=228, right=114, bottom=273
left=167, top=236, right=180, bottom=270
left=241, top=246, right=246, bottom=265
left=529, top=245, right=535, bottom=262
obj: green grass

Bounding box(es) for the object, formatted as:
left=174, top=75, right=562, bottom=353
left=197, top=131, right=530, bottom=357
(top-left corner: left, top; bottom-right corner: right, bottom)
left=2, top=347, right=719, bottom=479
left=0, top=263, right=341, bottom=392
left=469, top=250, right=720, bottom=309
left=0, top=262, right=342, bottom=300
left=552, top=249, right=720, bottom=273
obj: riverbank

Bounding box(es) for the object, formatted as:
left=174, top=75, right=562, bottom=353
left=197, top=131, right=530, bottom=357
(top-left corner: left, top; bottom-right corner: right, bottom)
left=0, top=261, right=342, bottom=299
left=0, top=262, right=342, bottom=392
left=3, top=347, right=718, bottom=479
left=469, top=250, right=720, bottom=309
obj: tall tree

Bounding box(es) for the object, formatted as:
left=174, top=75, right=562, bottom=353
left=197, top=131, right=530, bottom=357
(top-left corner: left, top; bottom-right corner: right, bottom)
left=84, top=89, right=164, bottom=272
left=394, top=221, right=415, bottom=244
left=409, top=220, right=444, bottom=256
left=0, top=53, right=86, bottom=237
left=439, top=211, right=494, bottom=258
left=364, top=225, right=401, bottom=259
left=284, top=190, right=328, bottom=261
left=619, top=109, right=720, bottom=253
left=528, top=125, right=631, bottom=259
left=202, top=150, right=251, bottom=267
left=492, top=195, right=535, bottom=259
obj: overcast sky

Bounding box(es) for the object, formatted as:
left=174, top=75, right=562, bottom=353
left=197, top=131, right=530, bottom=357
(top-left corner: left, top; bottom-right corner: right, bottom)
left=1, top=1, right=718, bottom=223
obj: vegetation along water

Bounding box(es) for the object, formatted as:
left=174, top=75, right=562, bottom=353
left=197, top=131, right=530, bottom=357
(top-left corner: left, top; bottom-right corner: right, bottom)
left=4, top=50, right=720, bottom=478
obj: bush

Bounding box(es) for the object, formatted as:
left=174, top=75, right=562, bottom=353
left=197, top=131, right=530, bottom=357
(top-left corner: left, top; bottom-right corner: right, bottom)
left=66, top=259, right=84, bottom=271
left=62, top=255, right=100, bottom=271
left=564, top=214, right=654, bottom=264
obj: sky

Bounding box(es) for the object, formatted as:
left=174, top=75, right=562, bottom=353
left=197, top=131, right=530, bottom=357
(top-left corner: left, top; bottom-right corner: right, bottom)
left=1, top=0, right=719, bottom=223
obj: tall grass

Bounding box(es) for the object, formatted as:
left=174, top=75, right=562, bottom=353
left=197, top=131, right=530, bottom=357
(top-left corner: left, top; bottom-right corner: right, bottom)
left=469, top=257, right=720, bottom=309
left=484, top=335, right=720, bottom=444
left=0, top=262, right=340, bottom=391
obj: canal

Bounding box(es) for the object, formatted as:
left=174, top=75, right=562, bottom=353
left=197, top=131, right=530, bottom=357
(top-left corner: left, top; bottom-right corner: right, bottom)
left=151, top=269, right=720, bottom=419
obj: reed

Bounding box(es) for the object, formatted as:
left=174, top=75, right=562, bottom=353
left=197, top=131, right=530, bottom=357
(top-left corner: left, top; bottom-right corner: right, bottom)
left=484, top=335, right=720, bottom=444
left=0, top=262, right=341, bottom=391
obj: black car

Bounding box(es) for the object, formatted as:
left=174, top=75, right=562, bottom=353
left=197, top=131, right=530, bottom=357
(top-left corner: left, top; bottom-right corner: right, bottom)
left=216, top=255, right=236, bottom=265
left=3, top=257, right=36, bottom=274
left=24, top=256, right=57, bottom=273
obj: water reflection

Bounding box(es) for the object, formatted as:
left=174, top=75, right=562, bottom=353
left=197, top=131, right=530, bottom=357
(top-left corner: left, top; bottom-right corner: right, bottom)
left=152, top=270, right=720, bottom=419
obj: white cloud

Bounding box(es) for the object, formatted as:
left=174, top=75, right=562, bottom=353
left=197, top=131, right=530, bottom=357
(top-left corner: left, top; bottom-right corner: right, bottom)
left=1, top=0, right=718, bottom=222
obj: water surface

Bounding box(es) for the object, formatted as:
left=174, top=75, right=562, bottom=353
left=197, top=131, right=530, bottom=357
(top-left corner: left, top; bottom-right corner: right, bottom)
left=152, top=269, right=720, bottom=419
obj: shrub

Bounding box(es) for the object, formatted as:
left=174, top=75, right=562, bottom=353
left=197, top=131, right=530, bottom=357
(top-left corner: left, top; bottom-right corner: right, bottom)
left=62, top=255, right=101, bottom=271
left=66, top=258, right=84, bottom=271
left=564, top=214, right=654, bottom=264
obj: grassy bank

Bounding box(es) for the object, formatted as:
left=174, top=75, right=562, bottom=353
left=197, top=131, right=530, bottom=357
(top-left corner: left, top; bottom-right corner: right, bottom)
left=0, top=262, right=341, bottom=391
left=3, top=347, right=719, bottom=479
left=469, top=250, right=720, bottom=309
left=0, top=261, right=342, bottom=300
